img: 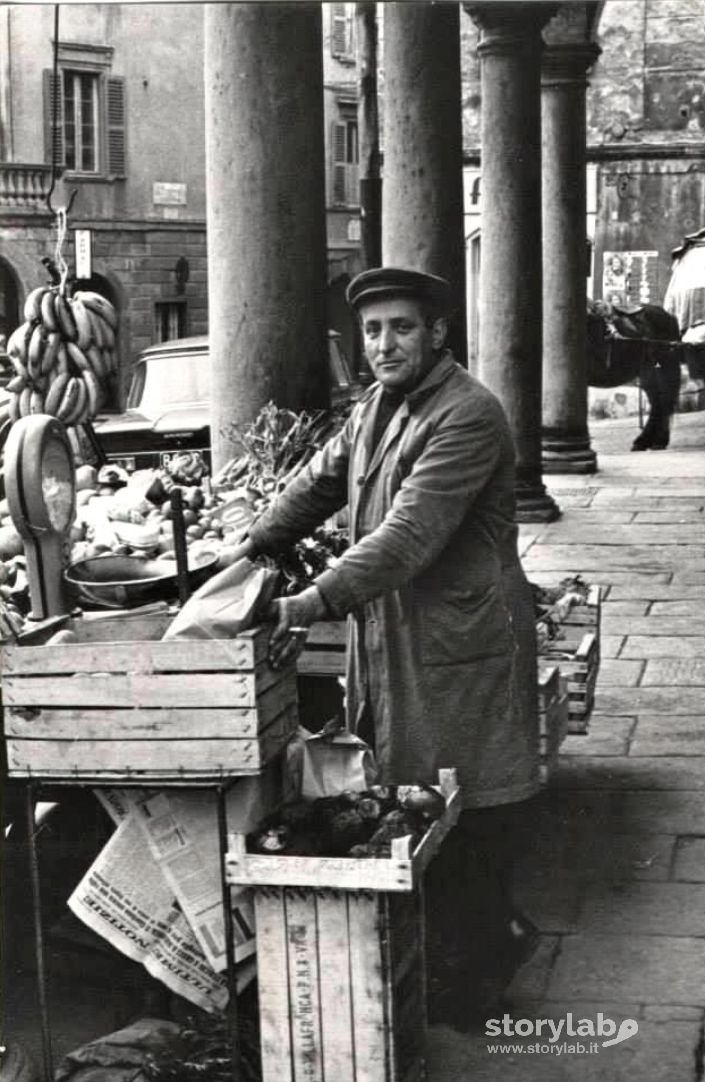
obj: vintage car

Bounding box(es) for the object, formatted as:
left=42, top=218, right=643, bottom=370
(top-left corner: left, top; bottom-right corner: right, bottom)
left=93, top=330, right=357, bottom=472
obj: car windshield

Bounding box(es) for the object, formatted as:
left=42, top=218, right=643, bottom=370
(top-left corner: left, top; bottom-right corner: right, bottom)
left=128, top=354, right=211, bottom=416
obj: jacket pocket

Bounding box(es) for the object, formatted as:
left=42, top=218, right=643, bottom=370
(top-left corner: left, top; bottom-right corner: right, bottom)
left=418, top=584, right=512, bottom=664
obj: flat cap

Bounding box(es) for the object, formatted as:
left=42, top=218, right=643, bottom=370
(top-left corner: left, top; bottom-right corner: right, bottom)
left=346, top=266, right=452, bottom=313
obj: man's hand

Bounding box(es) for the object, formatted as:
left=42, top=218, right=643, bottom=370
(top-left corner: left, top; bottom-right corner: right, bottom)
left=266, top=587, right=328, bottom=669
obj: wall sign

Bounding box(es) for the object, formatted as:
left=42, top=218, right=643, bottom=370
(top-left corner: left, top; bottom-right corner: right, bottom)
left=153, top=182, right=187, bottom=206
left=74, top=229, right=92, bottom=280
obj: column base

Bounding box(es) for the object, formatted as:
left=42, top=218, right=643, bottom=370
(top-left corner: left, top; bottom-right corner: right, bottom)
left=542, top=431, right=598, bottom=475
left=515, top=481, right=561, bottom=523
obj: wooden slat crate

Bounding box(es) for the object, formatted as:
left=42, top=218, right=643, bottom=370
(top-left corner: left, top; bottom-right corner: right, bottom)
left=1, top=612, right=298, bottom=782
left=548, top=583, right=602, bottom=633
left=253, top=885, right=425, bottom=1082
left=227, top=770, right=460, bottom=893
left=540, top=629, right=599, bottom=736
left=537, top=662, right=569, bottom=784
left=227, top=770, right=458, bottom=1082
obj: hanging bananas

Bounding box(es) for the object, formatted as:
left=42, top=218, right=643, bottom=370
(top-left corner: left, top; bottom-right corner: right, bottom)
left=7, top=286, right=118, bottom=427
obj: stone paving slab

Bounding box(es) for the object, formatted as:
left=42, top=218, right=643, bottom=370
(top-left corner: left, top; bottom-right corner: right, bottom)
left=547, top=788, right=705, bottom=835
left=523, top=546, right=705, bottom=573
left=671, top=570, right=705, bottom=584
left=519, top=831, right=677, bottom=884
left=595, top=687, right=705, bottom=714
left=672, top=837, right=705, bottom=882
left=630, top=716, right=705, bottom=756
left=650, top=599, right=705, bottom=615
left=527, top=570, right=672, bottom=587
left=554, top=757, right=705, bottom=791
left=634, top=510, right=705, bottom=523
left=602, top=600, right=650, bottom=616
left=577, top=881, right=705, bottom=937
left=617, top=790, right=705, bottom=835
left=591, top=491, right=705, bottom=509
left=601, top=634, right=625, bottom=658
left=546, top=933, right=705, bottom=1004
left=596, top=658, right=644, bottom=686
left=427, top=1015, right=704, bottom=1082
left=642, top=658, right=705, bottom=685
left=533, top=523, right=705, bottom=545
left=621, top=635, right=705, bottom=658
left=516, top=881, right=583, bottom=935
left=602, top=615, right=705, bottom=635
left=609, top=583, right=705, bottom=600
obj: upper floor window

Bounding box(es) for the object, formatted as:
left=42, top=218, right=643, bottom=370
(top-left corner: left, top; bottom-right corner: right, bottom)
left=43, top=43, right=125, bottom=179
left=330, top=3, right=355, bottom=61
left=331, top=105, right=359, bottom=207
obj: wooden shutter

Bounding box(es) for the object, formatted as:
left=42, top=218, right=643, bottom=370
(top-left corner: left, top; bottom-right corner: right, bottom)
left=331, top=3, right=348, bottom=56
left=331, top=122, right=347, bottom=204
left=106, top=76, right=126, bottom=177
left=43, top=69, right=64, bottom=169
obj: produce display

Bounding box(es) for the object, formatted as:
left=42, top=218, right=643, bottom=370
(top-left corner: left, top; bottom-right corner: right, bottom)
left=4, top=286, right=117, bottom=426
left=248, top=784, right=447, bottom=858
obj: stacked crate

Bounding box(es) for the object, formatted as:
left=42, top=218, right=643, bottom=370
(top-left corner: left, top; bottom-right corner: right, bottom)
left=2, top=612, right=298, bottom=782
left=227, top=770, right=460, bottom=1082
left=537, top=661, right=569, bottom=783
left=539, top=584, right=601, bottom=735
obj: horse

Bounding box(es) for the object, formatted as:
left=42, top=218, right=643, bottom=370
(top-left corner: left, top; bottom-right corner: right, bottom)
left=587, top=300, right=682, bottom=451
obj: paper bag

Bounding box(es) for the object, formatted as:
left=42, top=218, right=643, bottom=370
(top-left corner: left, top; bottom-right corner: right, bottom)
left=285, top=722, right=378, bottom=800
left=162, top=558, right=279, bottom=640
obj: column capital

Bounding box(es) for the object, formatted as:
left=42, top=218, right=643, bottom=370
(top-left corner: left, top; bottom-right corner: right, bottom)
left=541, top=40, right=601, bottom=86
left=464, top=2, right=558, bottom=55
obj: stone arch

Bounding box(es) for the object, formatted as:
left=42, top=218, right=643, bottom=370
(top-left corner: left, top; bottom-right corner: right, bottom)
left=0, top=257, right=21, bottom=344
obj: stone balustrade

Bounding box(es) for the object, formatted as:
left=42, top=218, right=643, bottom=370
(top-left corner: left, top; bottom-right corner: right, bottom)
left=0, top=163, right=54, bottom=208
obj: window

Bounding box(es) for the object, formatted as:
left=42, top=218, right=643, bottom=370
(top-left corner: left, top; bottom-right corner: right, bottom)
left=43, top=45, right=125, bottom=178
left=155, top=301, right=187, bottom=343
left=330, top=3, right=355, bottom=60
left=331, top=107, right=359, bottom=207
left=63, top=70, right=99, bottom=173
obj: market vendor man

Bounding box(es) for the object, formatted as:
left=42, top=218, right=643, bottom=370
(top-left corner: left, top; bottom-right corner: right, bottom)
left=235, top=266, right=541, bottom=1027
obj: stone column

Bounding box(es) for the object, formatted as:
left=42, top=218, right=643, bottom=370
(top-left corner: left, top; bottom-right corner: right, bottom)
left=204, top=3, right=329, bottom=471
left=466, top=3, right=559, bottom=522
left=542, top=39, right=600, bottom=473
left=383, top=2, right=467, bottom=366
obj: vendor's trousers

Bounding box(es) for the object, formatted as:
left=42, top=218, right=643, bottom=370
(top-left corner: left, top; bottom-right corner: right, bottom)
left=424, top=797, right=539, bottom=1008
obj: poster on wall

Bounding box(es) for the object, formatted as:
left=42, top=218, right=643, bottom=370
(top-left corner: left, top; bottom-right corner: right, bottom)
left=602, top=250, right=659, bottom=306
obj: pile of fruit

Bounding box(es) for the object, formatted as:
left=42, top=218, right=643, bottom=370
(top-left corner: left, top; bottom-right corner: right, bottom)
left=4, top=286, right=117, bottom=426
left=248, top=784, right=447, bottom=859
left=69, top=454, right=241, bottom=568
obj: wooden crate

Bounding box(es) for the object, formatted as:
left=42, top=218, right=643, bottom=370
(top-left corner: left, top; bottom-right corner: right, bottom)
left=537, top=662, right=569, bottom=784
left=540, top=629, right=599, bottom=736
left=298, top=620, right=347, bottom=678
left=548, top=583, right=602, bottom=633
left=1, top=612, right=298, bottom=782
left=252, top=885, right=425, bottom=1082
left=227, top=771, right=459, bottom=1082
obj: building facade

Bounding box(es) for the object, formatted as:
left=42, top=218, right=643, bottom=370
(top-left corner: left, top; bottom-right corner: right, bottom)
left=461, top=0, right=705, bottom=366
left=0, top=2, right=363, bottom=403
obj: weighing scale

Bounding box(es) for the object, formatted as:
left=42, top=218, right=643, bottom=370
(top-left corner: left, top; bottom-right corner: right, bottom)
left=5, top=415, right=76, bottom=620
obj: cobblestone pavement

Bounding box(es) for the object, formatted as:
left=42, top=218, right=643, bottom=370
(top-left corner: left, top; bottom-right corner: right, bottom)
left=428, top=409, right=705, bottom=1081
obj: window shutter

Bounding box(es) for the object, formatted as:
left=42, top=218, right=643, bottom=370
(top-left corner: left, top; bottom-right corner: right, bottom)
left=106, top=76, right=126, bottom=177
left=331, top=122, right=347, bottom=204
left=331, top=3, right=348, bottom=56
left=43, top=69, right=64, bottom=169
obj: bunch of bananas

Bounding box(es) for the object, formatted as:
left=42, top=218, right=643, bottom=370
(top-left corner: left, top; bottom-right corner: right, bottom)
left=5, top=286, right=118, bottom=427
